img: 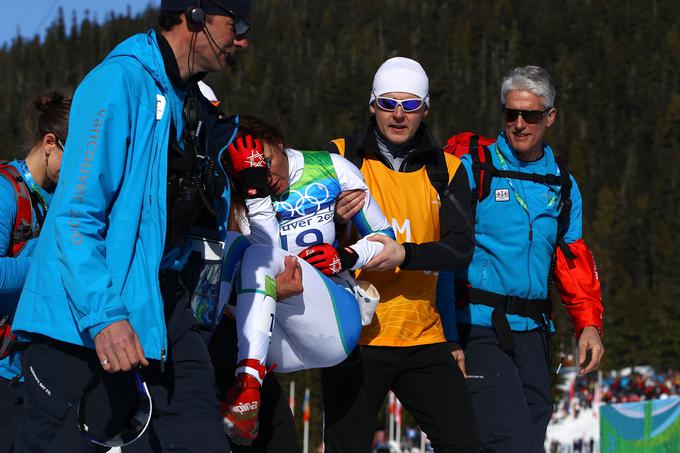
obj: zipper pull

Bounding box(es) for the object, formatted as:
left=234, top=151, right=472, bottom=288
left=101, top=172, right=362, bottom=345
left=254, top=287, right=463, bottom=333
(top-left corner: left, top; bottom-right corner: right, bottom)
left=160, top=347, right=166, bottom=373
left=529, top=222, right=533, bottom=242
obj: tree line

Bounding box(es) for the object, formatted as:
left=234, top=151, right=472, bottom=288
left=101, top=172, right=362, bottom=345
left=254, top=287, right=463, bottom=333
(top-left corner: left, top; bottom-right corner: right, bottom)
left=1, top=0, right=678, bottom=447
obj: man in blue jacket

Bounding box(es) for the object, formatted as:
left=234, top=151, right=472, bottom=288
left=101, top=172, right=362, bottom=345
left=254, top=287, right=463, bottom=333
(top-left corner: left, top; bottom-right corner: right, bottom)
left=443, top=66, right=605, bottom=452
left=12, top=1, right=250, bottom=451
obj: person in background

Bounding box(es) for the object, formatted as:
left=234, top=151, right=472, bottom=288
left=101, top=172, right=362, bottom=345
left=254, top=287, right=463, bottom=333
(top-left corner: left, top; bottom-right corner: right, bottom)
left=448, top=65, right=604, bottom=452
left=322, top=57, right=480, bottom=453
left=0, top=90, right=70, bottom=453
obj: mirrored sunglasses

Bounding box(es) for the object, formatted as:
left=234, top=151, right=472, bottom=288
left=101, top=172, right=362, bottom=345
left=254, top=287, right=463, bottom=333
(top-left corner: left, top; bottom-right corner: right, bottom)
left=374, top=95, right=425, bottom=113
left=77, top=368, right=152, bottom=448
left=501, top=107, right=550, bottom=124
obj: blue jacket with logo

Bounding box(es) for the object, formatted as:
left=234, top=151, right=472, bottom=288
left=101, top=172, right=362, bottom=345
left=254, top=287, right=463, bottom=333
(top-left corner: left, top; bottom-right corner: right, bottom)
left=0, top=160, right=52, bottom=379
left=12, top=30, right=227, bottom=361
left=438, top=132, right=583, bottom=334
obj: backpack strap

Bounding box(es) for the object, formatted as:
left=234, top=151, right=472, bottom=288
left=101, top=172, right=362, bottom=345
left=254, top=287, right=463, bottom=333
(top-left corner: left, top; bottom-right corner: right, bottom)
left=0, top=162, right=34, bottom=257
left=555, top=157, right=575, bottom=259
left=424, top=149, right=450, bottom=197
left=469, top=140, right=495, bottom=201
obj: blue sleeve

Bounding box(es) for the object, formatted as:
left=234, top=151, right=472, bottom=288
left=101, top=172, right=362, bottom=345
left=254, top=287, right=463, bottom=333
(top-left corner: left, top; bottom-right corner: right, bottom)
left=0, top=179, right=32, bottom=296
left=436, top=271, right=459, bottom=342
left=564, top=175, right=583, bottom=244
left=52, top=65, right=135, bottom=338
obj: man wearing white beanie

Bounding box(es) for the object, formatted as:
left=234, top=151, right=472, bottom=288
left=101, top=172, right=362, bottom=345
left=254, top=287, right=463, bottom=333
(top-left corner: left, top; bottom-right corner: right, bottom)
left=322, top=57, right=480, bottom=452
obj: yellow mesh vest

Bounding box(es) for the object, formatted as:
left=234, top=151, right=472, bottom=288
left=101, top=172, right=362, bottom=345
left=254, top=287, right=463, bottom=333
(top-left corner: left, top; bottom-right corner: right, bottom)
left=349, top=150, right=461, bottom=346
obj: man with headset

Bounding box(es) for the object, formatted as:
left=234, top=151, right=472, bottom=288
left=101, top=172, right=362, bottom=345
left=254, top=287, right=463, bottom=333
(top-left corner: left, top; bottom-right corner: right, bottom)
left=12, top=1, right=251, bottom=451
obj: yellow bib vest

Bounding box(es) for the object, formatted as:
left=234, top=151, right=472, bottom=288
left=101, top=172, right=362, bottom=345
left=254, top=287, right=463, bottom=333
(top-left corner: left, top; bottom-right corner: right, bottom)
left=332, top=139, right=461, bottom=346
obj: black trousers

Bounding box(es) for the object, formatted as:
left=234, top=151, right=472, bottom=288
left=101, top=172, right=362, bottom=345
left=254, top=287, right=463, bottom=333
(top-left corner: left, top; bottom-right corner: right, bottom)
left=123, top=271, right=229, bottom=452
left=15, top=272, right=229, bottom=453
left=14, top=337, right=113, bottom=453
left=460, top=326, right=552, bottom=453
left=0, top=377, right=23, bottom=453
left=322, top=343, right=480, bottom=453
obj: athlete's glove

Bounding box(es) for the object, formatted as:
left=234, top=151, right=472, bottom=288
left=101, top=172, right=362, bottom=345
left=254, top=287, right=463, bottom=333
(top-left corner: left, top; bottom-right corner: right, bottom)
left=227, top=134, right=270, bottom=199
left=298, top=243, right=359, bottom=276
left=221, top=373, right=262, bottom=445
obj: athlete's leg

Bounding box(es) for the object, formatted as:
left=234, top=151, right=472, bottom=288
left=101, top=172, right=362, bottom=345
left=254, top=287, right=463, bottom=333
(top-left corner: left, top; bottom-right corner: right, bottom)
left=461, top=325, right=532, bottom=453
left=226, top=244, right=361, bottom=445
left=235, top=244, right=361, bottom=373
left=390, top=343, right=479, bottom=453
left=514, top=330, right=552, bottom=453
left=269, top=265, right=361, bottom=372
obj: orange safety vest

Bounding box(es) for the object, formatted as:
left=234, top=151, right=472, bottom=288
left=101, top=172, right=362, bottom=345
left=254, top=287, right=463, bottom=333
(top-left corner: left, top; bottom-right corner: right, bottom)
left=332, top=139, right=461, bottom=346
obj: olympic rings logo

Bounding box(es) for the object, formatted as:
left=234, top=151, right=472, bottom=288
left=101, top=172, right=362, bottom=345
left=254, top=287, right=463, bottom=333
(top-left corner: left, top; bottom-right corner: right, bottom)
left=275, top=182, right=331, bottom=217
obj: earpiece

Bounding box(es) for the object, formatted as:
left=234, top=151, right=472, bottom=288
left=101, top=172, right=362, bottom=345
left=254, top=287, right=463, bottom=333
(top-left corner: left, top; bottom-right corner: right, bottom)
left=185, top=0, right=205, bottom=27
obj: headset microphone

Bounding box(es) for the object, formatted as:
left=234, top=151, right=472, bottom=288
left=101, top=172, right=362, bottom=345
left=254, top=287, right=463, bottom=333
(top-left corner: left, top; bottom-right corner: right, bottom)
left=204, top=25, right=237, bottom=66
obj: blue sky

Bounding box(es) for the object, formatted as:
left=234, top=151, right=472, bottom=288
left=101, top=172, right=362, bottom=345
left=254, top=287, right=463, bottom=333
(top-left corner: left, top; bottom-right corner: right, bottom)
left=0, top=1, right=160, bottom=47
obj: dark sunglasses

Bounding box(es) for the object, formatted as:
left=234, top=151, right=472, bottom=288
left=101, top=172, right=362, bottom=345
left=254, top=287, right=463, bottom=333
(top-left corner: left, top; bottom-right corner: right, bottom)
left=208, top=0, right=250, bottom=38
left=502, top=107, right=550, bottom=124
left=77, top=368, right=152, bottom=448
left=374, top=93, right=425, bottom=113
left=231, top=16, right=250, bottom=38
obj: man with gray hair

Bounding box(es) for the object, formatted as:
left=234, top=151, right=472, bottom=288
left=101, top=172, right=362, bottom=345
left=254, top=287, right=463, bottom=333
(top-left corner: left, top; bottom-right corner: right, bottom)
left=442, top=65, right=605, bottom=452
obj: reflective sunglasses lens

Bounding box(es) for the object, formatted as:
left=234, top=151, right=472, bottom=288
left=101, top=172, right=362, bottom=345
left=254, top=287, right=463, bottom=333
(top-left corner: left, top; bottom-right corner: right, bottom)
left=376, top=98, right=399, bottom=111
left=401, top=99, right=423, bottom=112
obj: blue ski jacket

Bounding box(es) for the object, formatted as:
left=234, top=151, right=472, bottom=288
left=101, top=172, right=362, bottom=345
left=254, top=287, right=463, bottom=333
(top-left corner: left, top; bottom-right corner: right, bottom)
left=12, top=30, right=226, bottom=361
left=438, top=132, right=583, bottom=335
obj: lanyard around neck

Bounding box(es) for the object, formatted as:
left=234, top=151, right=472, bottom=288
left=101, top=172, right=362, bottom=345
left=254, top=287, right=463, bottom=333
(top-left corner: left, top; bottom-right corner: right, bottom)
left=18, top=160, right=49, bottom=212
left=493, top=145, right=558, bottom=215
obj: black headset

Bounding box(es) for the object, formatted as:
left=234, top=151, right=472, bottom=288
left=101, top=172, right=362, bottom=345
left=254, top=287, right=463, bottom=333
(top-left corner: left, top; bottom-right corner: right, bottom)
left=185, top=0, right=206, bottom=27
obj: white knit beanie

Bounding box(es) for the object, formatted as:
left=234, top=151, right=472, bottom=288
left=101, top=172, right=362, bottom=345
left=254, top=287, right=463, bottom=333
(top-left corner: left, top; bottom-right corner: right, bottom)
left=369, top=57, right=430, bottom=107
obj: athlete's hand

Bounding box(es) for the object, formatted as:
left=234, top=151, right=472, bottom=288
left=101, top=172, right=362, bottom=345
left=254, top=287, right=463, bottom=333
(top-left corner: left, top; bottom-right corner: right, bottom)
left=335, top=190, right=366, bottom=224
left=298, top=243, right=358, bottom=276
left=276, top=256, right=303, bottom=299
left=363, top=235, right=405, bottom=271
left=448, top=342, right=467, bottom=377
left=578, top=326, right=604, bottom=375
left=227, top=134, right=270, bottom=198
left=94, top=320, right=149, bottom=373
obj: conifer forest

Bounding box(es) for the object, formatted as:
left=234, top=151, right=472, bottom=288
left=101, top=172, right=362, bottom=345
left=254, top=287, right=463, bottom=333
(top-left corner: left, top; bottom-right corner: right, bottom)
left=0, top=1, right=678, bottom=446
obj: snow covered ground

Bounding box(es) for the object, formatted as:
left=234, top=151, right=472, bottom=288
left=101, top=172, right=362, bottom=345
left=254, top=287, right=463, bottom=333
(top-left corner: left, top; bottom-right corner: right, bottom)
left=546, top=407, right=599, bottom=452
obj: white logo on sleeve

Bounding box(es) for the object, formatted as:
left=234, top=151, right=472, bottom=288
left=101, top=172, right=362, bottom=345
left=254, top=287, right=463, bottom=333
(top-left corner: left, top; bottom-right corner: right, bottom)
left=495, top=189, right=510, bottom=202
left=156, top=94, right=166, bottom=120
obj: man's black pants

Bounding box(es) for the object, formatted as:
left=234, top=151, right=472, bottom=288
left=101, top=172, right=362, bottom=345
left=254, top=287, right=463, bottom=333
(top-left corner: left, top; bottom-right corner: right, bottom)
left=0, top=376, right=23, bottom=453
left=460, top=326, right=552, bottom=453
left=322, top=343, right=480, bottom=453
left=15, top=272, right=229, bottom=453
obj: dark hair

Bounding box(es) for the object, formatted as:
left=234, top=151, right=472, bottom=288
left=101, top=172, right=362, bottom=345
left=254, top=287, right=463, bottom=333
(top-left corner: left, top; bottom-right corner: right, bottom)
left=158, top=11, right=183, bottom=31
left=227, top=115, right=286, bottom=232
left=23, top=91, right=71, bottom=153
left=235, top=115, right=285, bottom=153
left=157, top=10, right=215, bottom=31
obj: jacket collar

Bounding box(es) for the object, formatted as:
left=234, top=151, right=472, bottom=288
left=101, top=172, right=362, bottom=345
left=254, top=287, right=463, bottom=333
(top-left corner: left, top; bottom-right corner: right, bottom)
left=355, top=117, right=440, bottom=171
